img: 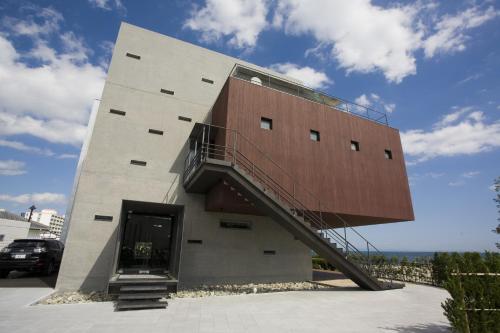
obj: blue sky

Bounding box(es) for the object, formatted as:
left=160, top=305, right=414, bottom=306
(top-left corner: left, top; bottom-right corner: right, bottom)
left=0, top=0, right=499, bottom=252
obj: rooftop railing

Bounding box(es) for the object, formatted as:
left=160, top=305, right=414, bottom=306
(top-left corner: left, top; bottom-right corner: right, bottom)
left=231, top=64, right=389, bottom=126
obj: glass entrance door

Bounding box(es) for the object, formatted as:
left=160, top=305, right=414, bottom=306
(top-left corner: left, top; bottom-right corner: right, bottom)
left=118, top=213, right=173, bottom=274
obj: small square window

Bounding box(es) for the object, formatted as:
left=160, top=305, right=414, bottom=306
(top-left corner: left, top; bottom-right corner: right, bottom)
left=260, top=117, right=272, bottom=130
left=384, top=149, right=393, bottom=159
left=310, top=130, right=320, bottom=142
left=351, top=141, right=360, bottom=151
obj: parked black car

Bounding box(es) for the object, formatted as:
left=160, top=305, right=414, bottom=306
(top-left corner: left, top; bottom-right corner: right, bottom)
left=0, top=239, right=64, bottom=278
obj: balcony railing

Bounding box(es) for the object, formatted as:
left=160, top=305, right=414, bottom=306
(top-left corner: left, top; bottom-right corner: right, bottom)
left=231, top=64, right=389, bottom=126
left=184, top=123, right=390, bottom=286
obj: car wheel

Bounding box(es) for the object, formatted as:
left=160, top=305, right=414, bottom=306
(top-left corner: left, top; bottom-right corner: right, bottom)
left=44, top=260, right=55, bottom=276
left=0, top=270, right=10, bottom=278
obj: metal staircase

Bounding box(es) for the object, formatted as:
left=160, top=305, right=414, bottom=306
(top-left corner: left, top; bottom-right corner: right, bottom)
left=183, top=123, right=402, bottom=291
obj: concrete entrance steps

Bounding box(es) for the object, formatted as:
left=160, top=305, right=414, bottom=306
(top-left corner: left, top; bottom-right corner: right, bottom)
left=108, top=274, right=177, bottom=311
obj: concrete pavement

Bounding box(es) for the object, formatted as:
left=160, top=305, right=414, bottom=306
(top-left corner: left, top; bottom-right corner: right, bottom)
left=0, top=283, right=451, bottom=332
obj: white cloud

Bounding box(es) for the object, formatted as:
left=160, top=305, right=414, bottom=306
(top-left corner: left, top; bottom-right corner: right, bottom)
left=184, top=1, right=498, bottom=83
left=57, top=154, right=78, bottom=159
left=273, top=0, right=423, bottom=83
left=2, top=7, right=62, bottom=37
left=0, top=192, right=66, bottom=205
left=401, top=107, right=500, bottom=164
left=0, top=160, right=26, bottom=176
left=354, top=93, right=396, bottom=113
left=355, top=94, right=370, bottom=107
left=449, top=180, right=466, bottom=187
left=462, top=171, right=480, bottom=178
left=87, top=0, right=126, bottom=13
left=269, top=63, right=332, bottom=89
left=0, top=139, right=79, bottom=159
left=423, top=6, right=499, bottom=58
left=184, top=0, right=269, bottom=49
left=0, top=7, right=106, bottom=146
left=0, top=139, right=54, bottom=157
left=276, top=2, right=498, bottom=82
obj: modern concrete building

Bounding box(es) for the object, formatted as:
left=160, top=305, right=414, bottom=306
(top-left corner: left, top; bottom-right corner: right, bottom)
left=57, top=23, right=413, bottom=309
left=22, top=209, right=65, bottom=239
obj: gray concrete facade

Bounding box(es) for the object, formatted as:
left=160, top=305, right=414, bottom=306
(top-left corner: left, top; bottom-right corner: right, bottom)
left=56, top=23, right=311, bottom=292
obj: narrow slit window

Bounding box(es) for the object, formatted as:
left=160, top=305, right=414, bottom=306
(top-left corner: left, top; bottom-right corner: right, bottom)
left=109, top=109, right=126, bottom=116
left=148, top=129, right=164, bottom=135
left=351, top=141, right=360, bottom=151
left=130, top=160, right=147, bottom=166
left=126, top=52, right=140, bottom=60
left=160, top=89, right=174, bottom=95
left=220, top=220, right=252, bottom=230
left=94, top=215, right=113, bottom=222
left=310, top=130, right=320, bottom=142
left=263, top=250, right=276, bottom=255
left=384, top=149, right=393, bottom=160
left=260, top=117, right=272, bottom=130
left=178, top=116, right=192, bottom=122
left=202, top=78, right=214, bottom=84
left=187, top=239, right=202, bottom=244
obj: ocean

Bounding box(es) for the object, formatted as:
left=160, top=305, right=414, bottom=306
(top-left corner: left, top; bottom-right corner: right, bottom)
left=375, top=251, right=438, bottom=261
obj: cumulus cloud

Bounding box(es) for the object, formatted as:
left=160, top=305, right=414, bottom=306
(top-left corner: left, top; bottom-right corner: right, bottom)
left=269, top=63, right=332, bottom=89
left=0, top=192, right=66, bottom=205
left=401, top=107, right=500, bottom=164
left=184, top=1, right=498, bottom=83
left=354, top=93, right=396, bottom=114
left=274, top=0, right=423, bottom=83
left=184, top=0, right=269, bottom=49
left=0, top=7, right=106, bottom=146
left=0, top=160, right=26, bottom=176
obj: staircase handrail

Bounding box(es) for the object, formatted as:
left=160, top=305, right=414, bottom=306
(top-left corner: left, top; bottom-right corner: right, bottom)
left=185, top=123, right=385, bottom=277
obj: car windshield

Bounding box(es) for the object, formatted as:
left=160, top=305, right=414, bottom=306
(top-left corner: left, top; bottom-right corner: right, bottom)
left=9, top=241, right=45, bottom=248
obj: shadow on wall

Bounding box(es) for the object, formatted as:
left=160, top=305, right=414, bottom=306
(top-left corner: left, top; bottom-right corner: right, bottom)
left=164, top=138, right=190, bottom=205
left=380, top=323, right=451, bottom=332
left=75, top=226, right=119, bottom=293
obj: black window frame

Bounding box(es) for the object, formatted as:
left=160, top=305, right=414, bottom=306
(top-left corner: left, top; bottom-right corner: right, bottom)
left=310, top=129, right=320, bottom=142
left=351, top=140, right=360, bottom=151
left=260, top=117, right=273, bottom=130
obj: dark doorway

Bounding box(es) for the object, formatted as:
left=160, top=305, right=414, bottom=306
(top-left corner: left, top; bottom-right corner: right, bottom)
left=115, top=201, right=183, bottom=277
left=118, top=213, right=173, bottom=274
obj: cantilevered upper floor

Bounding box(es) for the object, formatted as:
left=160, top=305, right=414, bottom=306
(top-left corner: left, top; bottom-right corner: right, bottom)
left=198, top=65, right=414, bottom=227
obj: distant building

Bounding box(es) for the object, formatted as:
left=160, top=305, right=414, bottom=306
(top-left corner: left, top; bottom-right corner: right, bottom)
left=0, top=209, right=50, bottom=248
left=22, top=209, right=65, bottom=239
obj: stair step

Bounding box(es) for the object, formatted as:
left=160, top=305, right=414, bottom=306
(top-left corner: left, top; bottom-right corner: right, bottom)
left=116, top=299, right=168, bottom=310
left=118, top=293, right=165, bottom=300
left=120, top=285, right=168, bottom=292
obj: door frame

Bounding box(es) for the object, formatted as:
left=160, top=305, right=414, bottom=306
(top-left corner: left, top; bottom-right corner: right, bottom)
left=110, top=200, right=184, bottom=278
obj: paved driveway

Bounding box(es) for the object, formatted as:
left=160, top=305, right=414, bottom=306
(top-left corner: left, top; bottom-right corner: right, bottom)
left=0, top=283, right=450, bottom=333
left=0, top=270, right=57, bottom=288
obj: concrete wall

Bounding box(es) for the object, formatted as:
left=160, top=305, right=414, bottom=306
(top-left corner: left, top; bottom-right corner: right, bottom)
left=57, top=23, right=311, bottom=292
left=0, top=219, right=29, bottom=249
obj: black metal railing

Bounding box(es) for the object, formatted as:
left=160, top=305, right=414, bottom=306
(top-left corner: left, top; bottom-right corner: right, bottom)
left=184, top=123, right=389, bottom=285
left=231, top=64, right=389, bottom=126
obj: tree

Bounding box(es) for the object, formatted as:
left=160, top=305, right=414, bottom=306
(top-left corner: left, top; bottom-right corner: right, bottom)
left=493, top=177, right=500, bottom=249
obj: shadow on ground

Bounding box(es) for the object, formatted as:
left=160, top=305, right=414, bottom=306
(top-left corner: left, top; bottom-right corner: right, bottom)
left=380, top=323, right=451, bottom=332
left=0, top=271, right=57, bottom=288
left=312, top=269, right=347, bottom=281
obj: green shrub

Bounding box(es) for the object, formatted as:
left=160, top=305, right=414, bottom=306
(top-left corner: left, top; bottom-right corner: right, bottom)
left=437, top=252, right=500, bottom=333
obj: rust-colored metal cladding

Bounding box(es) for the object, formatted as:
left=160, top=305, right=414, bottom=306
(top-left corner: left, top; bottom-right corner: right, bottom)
left=207, top=77, right=414, bottom=227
